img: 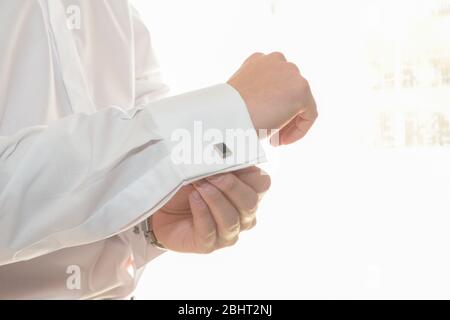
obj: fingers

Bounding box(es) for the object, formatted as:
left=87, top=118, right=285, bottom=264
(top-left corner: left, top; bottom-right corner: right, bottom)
left=191, top=168, right=272, bottom=251
left=271, top=91, right=318, bottom=146
left=206, top=174, right=259, bottom=230
left=193, top=181, right=241, bottom=248
left=248, top=51, right=316, bottom=145
left=233, top=166, right=272, bottom=195
left=271, top=113, right=316, bottom=146
left=286, top=62, right=301, bottom=74
left=189, top=190, right=217, bottom=254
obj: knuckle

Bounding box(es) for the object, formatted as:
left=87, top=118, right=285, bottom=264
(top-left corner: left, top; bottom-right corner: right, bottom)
left=313, top=108, right=319, bottom=119
left=246, top=52, right=264, bottom=63
left=242, top=218, right=257, bottom=231
left=218, top=212, right=241, bottom=235
left=222, top=236, right=239, bottom=247
left=226, top=222, right=241, bottom=236
left=293, top=78, right=310, bottom=97
left=196, top=230, right=217, bottom=254
left=299, top=78, right=311, bottom=92
left=195, top=239, right=216, bottom=254
left=230, top=236, right=239, bottom=246
left=241, top=215, right=256, bottom=231
left=269, top=51, right=287, bottom=61
left=203, top=229, right=217, bottom=243
left=286, top=62, right=300, bottom=74
left=219, top=222, right=240, bottom=242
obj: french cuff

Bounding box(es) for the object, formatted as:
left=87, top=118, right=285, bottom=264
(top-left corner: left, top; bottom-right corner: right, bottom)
left=143, top=83, right=266, bottom=183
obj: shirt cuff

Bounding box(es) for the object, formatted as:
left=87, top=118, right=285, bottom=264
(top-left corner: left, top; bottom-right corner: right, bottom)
left=143, top=83, right=266, bottom=183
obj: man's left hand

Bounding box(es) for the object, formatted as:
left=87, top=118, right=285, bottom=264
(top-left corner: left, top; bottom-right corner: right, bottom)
left=151, top=166, right=271, bottom=253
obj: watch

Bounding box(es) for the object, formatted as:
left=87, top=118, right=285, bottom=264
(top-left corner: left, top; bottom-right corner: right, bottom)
left=141, top=217, right=167, bottom=250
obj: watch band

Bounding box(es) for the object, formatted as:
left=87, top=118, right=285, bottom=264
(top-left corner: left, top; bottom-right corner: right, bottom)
left=141, top=218, right=166, bottom=250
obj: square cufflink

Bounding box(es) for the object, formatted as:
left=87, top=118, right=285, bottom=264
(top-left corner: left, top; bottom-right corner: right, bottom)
left=214, top=143, right=232, bottom=159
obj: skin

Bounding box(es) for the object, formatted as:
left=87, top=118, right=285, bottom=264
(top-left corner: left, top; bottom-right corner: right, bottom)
left=152, top=52, right=318, bottom=254
left=152, top=167, right=271, bottom=253
left=228, top=52, right=318, bottom=145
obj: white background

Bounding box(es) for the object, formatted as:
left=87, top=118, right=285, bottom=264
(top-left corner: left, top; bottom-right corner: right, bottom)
left=133, top=0, right=450, bottom=299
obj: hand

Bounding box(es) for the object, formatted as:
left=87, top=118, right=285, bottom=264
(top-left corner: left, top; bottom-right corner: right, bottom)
left=151, top=167, right=271, bottom=254
left=227, top=52, right=318, bottom=146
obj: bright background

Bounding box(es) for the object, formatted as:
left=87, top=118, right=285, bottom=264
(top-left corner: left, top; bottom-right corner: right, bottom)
left=133, top=0, right=450, bottom=299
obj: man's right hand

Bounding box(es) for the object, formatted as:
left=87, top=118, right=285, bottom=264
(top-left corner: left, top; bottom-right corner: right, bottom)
left=227, top=52, right=318, bottom=146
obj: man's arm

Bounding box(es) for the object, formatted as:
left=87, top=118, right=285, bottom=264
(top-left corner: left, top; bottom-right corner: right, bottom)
left=0, top=84, right=263, bottom=267
left=1, top=8, right=317, bottom=267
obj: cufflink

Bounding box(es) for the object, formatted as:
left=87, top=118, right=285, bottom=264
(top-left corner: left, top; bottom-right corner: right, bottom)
left=214, top=143, right=232, bottom=159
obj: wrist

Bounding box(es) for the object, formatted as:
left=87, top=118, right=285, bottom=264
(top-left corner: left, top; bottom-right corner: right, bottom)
left=226, top=82, right=263, bottom=136
left=142, top=217, right=167, bottom=251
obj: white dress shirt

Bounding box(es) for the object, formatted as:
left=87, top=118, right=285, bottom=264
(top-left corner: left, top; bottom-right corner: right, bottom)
left=0, top=0, right=264, bottom=299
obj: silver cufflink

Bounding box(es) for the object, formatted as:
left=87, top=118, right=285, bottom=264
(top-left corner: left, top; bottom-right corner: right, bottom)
left=214, top=143, right=232, bottom=159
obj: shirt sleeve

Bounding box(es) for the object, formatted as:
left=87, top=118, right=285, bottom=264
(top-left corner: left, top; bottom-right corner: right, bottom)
left=131, top=4, right=170, bottom=106
left=125, top=4, right=170, bottom=266
left=0, top=84, right=266, bottom=267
